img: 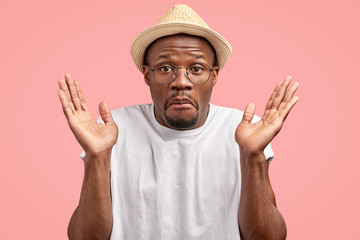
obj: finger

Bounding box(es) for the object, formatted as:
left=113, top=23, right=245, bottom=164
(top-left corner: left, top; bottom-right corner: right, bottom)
left=65, top=73, right=82, bottom=110
left=99, top=101, right=115, bottom=125
left=241, top=102, right=255, bottom=124
left=278, top=82, right=299, bottom=113
left=58, top=89, right=74, bottom=119
left=270, top=76, right=292, bottom=110
left=74, top=80, right=89, bottom=111
left=278, top=96, right=299, bottom=121
left=263, top=80, right=283, bottom=120
left=265, top=80, right=283, bottom=111
left=58, top=78, right=75, bottom=112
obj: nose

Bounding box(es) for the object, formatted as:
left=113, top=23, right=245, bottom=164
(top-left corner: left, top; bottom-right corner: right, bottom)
left=170, top=68, right=193, bottom=90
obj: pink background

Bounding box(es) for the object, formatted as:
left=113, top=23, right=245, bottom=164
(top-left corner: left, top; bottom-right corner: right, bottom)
left=1, top=0, right=359, bottom=239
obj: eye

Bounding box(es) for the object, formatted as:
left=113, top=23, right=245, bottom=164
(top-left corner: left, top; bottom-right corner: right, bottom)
left=160, top=66, right=170, bottom=72
left=189, top=65, right=205, bottom=74
left=157, top=64, right=174, bottom=73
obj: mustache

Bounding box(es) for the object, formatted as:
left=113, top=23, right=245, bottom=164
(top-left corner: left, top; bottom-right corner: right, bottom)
left=164, top=92, right=199, bottom=111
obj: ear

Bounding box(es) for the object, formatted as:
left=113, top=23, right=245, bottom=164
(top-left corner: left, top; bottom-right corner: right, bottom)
left=142, top=65, right=150, bottom=86
left=211, top=66, right=220, bottom=86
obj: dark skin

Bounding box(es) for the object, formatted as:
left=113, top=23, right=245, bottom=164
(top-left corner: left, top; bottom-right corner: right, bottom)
left=143, top=35, right=298, bottom=239
left=142, top=34, right=219, bottom=130
left=58, top=34, right=298, bottom=240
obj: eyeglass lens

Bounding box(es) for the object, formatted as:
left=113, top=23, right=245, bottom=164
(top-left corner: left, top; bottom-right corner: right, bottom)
left=153, top=63, right=211, bottom=84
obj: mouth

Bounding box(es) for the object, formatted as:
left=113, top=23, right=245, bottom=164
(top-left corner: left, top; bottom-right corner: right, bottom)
left=168, top=97, right=195, bottom=109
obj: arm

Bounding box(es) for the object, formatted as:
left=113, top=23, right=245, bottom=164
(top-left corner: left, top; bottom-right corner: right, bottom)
left=58, top=74, right=118, bottom=240
left=67, top=152, right=113, bottom=240
left=239, top=154, right=286, bottom=240
left=236, top=76, right=299, bottom=240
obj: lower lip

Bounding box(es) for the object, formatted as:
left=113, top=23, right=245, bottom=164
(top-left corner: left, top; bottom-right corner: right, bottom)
left=169, top=103, right=194, bottom=109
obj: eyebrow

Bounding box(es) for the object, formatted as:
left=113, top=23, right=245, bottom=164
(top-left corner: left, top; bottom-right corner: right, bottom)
left=155, top=53, right=205, bottom=61
left=191, top=54, right=205, bottom=59
left=155, top=54, right=174, bottom=61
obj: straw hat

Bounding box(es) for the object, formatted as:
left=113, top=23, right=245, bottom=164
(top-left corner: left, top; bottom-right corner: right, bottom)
left=130, top=4, right=232, bottom=73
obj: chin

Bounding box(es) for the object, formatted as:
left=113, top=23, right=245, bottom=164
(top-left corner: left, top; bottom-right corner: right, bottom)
left=165, top=114, right=198, bottom=130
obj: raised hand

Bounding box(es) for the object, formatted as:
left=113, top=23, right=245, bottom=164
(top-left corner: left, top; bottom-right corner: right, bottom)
left=58, top=74, right=118, bottom=156
left=235, top=76, right=299, bottom=161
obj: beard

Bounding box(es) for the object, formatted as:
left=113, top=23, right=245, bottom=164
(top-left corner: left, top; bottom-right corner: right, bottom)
left=164, top=92, right=199, bottom=130
left=165, top=111, right=199, bottom=129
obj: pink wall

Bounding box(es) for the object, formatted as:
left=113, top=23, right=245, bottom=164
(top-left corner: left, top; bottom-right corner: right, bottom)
left=1, top=0, right=359, bottom=239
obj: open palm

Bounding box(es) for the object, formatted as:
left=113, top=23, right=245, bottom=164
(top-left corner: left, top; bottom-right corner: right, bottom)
left=236, top=76, right=299, bottom=156
left=58, top=74, right=118, bottom=156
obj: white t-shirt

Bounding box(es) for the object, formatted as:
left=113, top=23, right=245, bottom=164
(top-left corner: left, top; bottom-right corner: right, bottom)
left=81, top=104, right=274, bottom=240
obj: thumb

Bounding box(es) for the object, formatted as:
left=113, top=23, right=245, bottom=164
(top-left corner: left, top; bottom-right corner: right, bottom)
left=99, top=101, right=115, bottom=125
left=241, top=102, right=255, bottom=124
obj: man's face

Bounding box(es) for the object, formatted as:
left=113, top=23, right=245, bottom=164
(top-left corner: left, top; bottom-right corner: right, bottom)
left=142, top=34, right=219, bottom=130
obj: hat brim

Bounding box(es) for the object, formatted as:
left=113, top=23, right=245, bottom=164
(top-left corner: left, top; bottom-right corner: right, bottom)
left=130, top=22, right=232, bottom=73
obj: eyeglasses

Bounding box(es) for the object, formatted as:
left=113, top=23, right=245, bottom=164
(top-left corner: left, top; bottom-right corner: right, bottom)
left=150, top=62, right=214, bottom=85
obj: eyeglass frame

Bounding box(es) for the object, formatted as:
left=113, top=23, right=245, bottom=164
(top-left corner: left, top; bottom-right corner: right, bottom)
left=149, top=62, right=215, bottom=85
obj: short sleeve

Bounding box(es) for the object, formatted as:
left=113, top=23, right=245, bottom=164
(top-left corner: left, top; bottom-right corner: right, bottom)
left=263, top=143, right=274, bottom=160
left=80, top=150, right=86, bottom=160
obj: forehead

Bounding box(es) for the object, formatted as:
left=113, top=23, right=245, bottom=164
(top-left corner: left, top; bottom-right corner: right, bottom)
left=146, top=34, right=215, bottom=64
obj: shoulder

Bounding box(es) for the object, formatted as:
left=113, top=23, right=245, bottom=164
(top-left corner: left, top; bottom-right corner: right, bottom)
left=209, top=104, right=262, bottom=123
left=111, top=103, right=152, bottom=117
left=210, top=104, right=244, bottom=120
left=205, top=104, right=245, bottom=133
left=111, top=103, right=152, bottom=114
left=110, top=104, right=153, bottom=124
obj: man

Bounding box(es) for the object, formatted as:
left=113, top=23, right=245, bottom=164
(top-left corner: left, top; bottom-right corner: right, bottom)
left=58, top=4, right=299, bottom=240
